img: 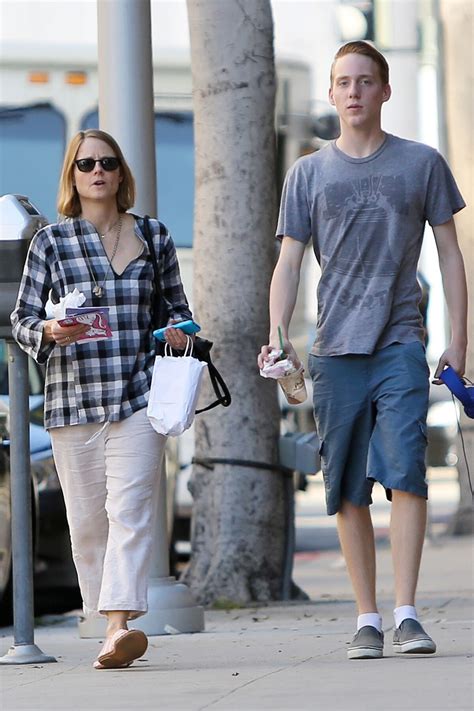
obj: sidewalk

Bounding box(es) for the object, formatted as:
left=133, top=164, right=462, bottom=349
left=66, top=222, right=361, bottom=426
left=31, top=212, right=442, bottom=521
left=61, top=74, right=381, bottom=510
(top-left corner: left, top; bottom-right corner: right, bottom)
left=1, top=533, right=472, bottom=711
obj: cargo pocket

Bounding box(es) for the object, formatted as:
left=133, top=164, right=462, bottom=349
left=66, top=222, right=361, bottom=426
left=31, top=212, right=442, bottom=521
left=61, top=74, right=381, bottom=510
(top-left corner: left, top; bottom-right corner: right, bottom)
left=418, top=421, right=428, bottom=442
left=418, top=420, right=428, bottom=462
left=318, top=439, right=326, bottom=472
left=318, top=439, right=331, bottom=494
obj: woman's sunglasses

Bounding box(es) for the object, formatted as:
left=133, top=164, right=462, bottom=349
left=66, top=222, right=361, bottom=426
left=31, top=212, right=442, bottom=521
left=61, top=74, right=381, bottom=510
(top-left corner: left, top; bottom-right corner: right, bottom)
left=74, top=157, right=120, bottom=173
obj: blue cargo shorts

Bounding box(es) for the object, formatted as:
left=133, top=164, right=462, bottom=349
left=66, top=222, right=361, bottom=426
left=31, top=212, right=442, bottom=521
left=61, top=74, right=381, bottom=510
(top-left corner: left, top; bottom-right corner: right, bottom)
left=308, top=341, right=430, bottom=515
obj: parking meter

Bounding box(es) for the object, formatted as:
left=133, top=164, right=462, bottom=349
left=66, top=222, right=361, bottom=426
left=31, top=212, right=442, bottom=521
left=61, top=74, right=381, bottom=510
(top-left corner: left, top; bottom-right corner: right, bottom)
left=0, top=194, right=48, bottom=339
left=0, top=194, right=55, bottom=664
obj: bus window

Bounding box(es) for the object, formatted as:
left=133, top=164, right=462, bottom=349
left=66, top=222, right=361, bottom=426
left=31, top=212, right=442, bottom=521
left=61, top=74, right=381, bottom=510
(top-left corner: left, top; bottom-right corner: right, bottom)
left=81, top=110, right=194, bottom=248
left=0, top=104, right=66, bottom=222
left=154, top=112, right=194, bottom=248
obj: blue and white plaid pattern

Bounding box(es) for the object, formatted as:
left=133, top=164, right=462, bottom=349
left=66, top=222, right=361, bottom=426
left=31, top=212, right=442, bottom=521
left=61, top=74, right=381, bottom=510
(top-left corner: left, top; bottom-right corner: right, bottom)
left=11, top=217, right=192, bottom=429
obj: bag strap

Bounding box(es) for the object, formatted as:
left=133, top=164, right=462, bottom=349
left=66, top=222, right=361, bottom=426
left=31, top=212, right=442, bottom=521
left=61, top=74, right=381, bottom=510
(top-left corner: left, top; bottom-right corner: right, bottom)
left=143, top=215, right=160, bottom=285
left=143, top=216, right=169, bottom=353
left=195, top=351, right=231, bottom=414
left=164, top=336, right=194, bottom=358
left=143, top=215, right=165, bottom=329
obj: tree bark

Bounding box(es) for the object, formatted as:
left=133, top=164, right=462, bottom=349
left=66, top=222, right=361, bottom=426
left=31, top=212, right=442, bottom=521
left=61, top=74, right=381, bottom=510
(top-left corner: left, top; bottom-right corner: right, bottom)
left=440, top=0, right=474, bottom=534
left=183, top=0, right=298, bottom=604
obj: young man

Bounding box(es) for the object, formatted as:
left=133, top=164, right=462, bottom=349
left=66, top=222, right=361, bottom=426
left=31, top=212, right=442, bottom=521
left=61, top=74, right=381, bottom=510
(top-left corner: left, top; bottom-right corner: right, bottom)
left=258, top=41, right=468, bottom=659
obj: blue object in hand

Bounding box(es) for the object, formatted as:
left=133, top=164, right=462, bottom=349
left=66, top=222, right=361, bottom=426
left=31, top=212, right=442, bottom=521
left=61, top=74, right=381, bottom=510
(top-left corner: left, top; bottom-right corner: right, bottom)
left=439, top=366, right=474, bottom=419
left=153, top=320, right=201, bottom=342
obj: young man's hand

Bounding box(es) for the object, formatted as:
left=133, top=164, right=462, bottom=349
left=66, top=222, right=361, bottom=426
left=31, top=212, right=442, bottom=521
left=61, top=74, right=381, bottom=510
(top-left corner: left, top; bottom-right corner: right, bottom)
left=433, top=342, right=467, bottom=384
left=258, top=338, right=300, bottom=370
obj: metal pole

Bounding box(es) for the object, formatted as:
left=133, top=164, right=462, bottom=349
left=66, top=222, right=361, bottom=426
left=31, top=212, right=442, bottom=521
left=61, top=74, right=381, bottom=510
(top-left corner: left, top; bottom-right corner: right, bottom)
left=79, top=0, right=203, bottom=638
left=0, top=341, right=56, bottom=664
left=97, top=0, right=157, bottom=216
left=432, top=0, right=448, bottom=158
left=281, top=473, right=295, bottom=601
left=374, top=0, right=419, bottom=140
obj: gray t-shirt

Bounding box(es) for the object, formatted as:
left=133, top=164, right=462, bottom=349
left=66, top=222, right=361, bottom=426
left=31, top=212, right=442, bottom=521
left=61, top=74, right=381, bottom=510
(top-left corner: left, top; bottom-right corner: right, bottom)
left=276, top=134, right=465, bottom=356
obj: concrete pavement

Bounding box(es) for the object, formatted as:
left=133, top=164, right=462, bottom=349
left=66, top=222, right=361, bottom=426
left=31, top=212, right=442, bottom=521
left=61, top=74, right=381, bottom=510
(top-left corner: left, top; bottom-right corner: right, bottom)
left=1, top=472, right=473, bottom=711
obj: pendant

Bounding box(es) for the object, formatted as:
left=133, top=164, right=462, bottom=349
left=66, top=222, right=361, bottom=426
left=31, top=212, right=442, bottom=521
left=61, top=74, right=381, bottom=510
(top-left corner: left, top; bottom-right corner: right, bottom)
left=93, top=285, right=104, bottom=298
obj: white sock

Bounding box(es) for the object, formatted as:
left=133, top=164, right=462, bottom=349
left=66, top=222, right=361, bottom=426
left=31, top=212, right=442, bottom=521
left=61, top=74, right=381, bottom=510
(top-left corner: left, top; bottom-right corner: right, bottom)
left=394, top=605, right=417, bottom=628
left=357, top=613, right=382, bottom=632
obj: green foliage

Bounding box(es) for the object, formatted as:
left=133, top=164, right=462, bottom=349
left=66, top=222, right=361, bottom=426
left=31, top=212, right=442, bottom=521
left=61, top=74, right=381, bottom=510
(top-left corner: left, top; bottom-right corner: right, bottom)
left=211, top=597, right=244, bottom=610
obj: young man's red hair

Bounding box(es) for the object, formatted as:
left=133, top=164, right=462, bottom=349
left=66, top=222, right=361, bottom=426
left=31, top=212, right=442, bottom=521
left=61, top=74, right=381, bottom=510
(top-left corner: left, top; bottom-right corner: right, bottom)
left=330, top=40, right=389, bottom=86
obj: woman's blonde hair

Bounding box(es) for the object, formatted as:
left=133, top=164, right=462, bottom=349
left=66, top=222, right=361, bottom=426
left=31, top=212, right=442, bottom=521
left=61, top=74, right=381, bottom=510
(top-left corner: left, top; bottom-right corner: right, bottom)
left=57, top=129, right=135, bottom=217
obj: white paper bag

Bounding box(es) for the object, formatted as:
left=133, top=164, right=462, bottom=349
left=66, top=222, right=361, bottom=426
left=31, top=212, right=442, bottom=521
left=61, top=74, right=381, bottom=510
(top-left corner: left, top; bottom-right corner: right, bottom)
left=147, top=339, right=207, bottom=436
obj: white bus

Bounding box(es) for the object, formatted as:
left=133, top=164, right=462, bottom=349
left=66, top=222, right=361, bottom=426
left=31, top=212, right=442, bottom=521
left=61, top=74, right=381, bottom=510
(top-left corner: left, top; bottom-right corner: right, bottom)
left=0, top=41, right=332, bottom=352
left=0, top=42, right=317, bottom=228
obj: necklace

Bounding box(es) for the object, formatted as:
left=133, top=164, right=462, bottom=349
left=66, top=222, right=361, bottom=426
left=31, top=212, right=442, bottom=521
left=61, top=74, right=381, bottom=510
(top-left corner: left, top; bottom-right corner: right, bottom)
left=100, top=215, right=121, bottom=239
left=80, top=215, right=123, bottom=298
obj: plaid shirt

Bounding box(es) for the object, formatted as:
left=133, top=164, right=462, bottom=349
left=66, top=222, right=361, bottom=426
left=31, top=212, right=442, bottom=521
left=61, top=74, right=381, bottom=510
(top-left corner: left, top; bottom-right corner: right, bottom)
left=11, top=216, right=192, bottom=429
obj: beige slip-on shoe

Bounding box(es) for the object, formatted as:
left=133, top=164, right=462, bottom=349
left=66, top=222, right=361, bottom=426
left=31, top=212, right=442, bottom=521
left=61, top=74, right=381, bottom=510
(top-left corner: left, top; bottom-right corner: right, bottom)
left=95, top=628, right=148, bottom=669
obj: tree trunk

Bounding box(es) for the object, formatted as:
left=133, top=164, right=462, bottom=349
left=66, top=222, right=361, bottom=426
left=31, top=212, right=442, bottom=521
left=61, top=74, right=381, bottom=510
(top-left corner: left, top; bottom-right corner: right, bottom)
left=440, top=0, right=474, bottom=534
left=183, top=0, right=297, bottom=605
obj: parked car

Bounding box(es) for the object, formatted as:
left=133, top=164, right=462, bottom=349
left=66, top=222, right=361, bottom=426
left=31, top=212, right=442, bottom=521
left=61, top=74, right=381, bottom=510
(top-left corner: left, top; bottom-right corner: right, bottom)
left=0, top=338, right=179, bottom=623
left=0, top=408, right=11, bottom=610
left=0, top=335, right=82, bottom=623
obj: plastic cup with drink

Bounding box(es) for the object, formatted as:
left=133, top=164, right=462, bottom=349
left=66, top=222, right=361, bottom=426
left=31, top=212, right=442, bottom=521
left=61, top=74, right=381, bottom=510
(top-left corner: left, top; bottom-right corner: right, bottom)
left=259, top=326, right=307, bottom=405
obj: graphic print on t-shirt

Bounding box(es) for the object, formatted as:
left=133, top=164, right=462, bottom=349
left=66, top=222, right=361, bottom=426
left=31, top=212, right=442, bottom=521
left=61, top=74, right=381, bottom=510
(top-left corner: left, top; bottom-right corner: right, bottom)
left=323, top=174, right=409, bottom=277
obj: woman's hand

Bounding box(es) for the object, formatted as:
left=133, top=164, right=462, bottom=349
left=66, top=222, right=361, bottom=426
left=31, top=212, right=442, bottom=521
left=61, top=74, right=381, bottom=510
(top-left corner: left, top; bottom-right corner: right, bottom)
left=163, top=319, right=194, bottom=351
left=42, top=319, right=89, bottom=347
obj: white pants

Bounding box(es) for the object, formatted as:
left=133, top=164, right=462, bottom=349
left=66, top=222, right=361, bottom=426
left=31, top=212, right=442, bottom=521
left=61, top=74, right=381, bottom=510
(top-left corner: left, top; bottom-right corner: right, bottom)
left=50, top=408, right=166, bottom=619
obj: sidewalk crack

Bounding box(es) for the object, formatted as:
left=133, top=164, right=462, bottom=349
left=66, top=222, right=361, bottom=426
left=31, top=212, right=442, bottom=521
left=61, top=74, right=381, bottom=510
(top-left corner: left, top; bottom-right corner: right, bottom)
left=197, top=645, right=344, bottom=710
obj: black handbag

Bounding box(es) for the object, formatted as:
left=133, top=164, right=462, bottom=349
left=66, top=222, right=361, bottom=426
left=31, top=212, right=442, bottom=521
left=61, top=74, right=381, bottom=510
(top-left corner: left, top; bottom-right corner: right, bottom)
left=142, top=215, right=231, bottom=414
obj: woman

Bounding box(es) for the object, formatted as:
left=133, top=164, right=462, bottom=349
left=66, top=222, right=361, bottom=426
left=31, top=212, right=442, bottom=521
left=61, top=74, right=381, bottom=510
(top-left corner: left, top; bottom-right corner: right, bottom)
left=11, top=129, right=192, bottom=669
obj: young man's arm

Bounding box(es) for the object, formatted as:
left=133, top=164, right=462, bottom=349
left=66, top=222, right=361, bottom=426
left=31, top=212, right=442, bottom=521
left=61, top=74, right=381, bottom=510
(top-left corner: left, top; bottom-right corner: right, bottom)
left=432, top=217, right=468, bottom=383
left=257, top=236, right=306, bottom=369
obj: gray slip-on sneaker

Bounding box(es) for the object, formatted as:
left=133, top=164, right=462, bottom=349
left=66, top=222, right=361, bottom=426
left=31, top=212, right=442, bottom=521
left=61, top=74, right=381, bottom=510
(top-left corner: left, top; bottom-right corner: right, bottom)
left=393, top=618, right=436, bottom=654
left=347, top=625, right=384, bottom=660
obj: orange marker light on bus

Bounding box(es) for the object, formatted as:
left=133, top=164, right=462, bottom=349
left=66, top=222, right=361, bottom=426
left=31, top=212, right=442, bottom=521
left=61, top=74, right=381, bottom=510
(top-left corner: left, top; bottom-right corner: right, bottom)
left=65, top=71, right=87, bottom=85
left=28, top=71, right=49, bottom=84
